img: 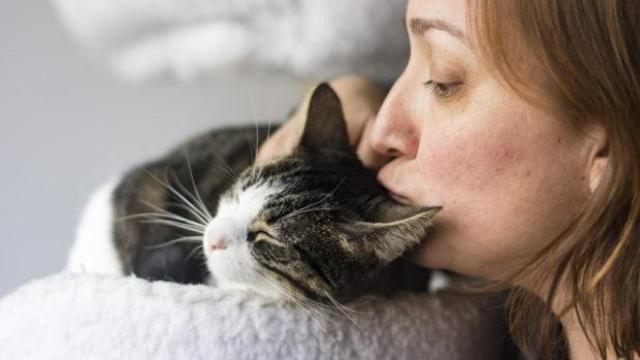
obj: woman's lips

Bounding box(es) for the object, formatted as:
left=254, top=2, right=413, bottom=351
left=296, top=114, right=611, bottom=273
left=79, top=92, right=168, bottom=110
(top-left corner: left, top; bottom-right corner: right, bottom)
left=378, top=167, right=420, bottom=205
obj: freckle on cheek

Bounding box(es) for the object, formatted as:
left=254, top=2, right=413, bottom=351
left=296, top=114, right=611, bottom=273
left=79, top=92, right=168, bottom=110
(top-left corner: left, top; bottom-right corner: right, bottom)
left=409, top=137, right=420, bottom=150
left=424, top=133, right=524, bottom=189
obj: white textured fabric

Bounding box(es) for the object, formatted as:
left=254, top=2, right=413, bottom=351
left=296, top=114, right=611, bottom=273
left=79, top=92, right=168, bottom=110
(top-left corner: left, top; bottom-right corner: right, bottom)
left=0, top=273, right=506, bottom=360
left=52, top=0, right=409, bottom=82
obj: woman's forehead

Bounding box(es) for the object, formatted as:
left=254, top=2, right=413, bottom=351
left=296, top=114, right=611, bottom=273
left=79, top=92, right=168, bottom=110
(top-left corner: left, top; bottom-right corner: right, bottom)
left=406, top=0, right=467, bottom=32
left=405, top=0, right=476, bottom=55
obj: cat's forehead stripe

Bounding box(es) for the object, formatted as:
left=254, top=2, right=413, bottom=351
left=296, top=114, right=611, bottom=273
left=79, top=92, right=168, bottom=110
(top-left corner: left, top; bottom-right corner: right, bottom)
left=216, top=180, right=284, bottom=237
left=233, top=181, right=282, bottom=208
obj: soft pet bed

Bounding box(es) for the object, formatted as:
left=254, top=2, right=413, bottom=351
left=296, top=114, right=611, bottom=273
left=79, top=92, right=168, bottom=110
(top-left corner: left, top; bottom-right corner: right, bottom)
left=0, top=273, right=508, bottom=360
left=52, top=0, right=408, bottom=82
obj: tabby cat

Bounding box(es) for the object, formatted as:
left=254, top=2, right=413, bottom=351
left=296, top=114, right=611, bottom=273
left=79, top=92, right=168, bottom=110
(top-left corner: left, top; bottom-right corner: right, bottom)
left=67, top=84, right=440, bottom=304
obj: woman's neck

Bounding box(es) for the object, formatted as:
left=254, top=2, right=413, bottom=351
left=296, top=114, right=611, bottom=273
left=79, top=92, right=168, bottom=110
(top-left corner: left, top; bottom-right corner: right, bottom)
left=552, top=287, right=618, bottom=360
left=561, top=310, right=606, bottom=360
left=536, top=279, right=611, bottom=359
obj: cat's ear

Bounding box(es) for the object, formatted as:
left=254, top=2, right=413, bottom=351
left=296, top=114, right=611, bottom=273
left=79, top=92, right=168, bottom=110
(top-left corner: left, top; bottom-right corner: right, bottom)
left=344, top=201, right=441, bottom=264
left=365, top=200, right=440, bottom=225
left=298, top=83, right=351, bottom=152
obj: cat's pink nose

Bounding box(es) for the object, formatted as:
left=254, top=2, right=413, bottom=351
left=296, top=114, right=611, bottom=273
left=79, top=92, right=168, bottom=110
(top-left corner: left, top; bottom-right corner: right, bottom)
left=208, top=236, right=228, bottom=252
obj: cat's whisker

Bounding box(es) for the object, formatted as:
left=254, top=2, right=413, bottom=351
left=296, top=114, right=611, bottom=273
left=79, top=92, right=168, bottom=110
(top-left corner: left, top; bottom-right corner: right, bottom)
left=165, top=170, right=213, bottom=223
left=119, top=212, right=206, bottom=239
left=294, top=292, right=352, bottom=320
left=142, top=168, right=211, bottom=224
left=246, top=100, right=271, bottom=185
left=255, top=127, right=267, bottom=183
left=138, top=200, right=208, bottom=229
left=250, top=97, right=259, bottom=170
left=249, top=267, right=304, bottom=306
left=207, top=149, right=240, bottom=182
left=281, top=178, right=346, bottom=220
left=208, top=161, right=237, bottom=182
left=163, top=202, right=210, bottom=225
left=245, top=132, right=257, bottom=180
left=322, top=291, right=364, bottom=330
left=251, top=265, right=348, bottom=321
left=250, top=269, right=332, bottom=331
left=266, top=99, right=273, bottom=141
left=168, top=178, right=212, bottom=224
left=256, top=112, right=273, bottom=183
left=123, top=217, right=203, bottom=235
left=282, top=202, right=327, bottom=221
left=272, top=278, right=362, bottom=321
left=129, top=201, right=205, bottom=225
left=184, top=245, right=204, bottom=263
left=143, top=236, right=202, bottom=250
left=139, top=219, right=205, bottom=234
left=183, top=151, right=214, bottom=221
left=282, top=206, right=342, bottom=221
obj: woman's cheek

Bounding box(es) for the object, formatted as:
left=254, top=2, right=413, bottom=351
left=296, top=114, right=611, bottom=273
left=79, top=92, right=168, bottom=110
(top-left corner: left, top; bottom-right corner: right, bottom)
left=411, top=122, right=529, bottom=202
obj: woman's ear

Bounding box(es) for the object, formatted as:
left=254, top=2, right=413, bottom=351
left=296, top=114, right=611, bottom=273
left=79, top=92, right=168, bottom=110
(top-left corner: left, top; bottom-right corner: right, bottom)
left=585, top=123, right=609, bottom=194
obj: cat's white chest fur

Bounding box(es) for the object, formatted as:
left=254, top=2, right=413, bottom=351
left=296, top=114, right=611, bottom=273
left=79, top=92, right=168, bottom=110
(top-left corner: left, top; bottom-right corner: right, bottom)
left=66, top=178, right=123, bottom=275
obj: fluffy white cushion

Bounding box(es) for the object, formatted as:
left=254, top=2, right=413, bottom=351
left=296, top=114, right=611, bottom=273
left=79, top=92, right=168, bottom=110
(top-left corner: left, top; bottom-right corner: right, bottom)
left=51, top=0, right=409, bottom=82
left=0, top=273, right=507, bottom=359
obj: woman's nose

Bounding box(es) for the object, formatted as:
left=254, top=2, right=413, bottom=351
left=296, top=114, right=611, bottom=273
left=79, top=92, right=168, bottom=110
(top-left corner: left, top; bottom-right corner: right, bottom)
left=369, top=84, right=420, bottom=159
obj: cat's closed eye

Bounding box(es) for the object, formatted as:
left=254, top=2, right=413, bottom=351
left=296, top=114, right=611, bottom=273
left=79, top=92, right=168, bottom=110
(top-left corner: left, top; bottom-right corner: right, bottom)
left=247, top=230, right=273, bottom=243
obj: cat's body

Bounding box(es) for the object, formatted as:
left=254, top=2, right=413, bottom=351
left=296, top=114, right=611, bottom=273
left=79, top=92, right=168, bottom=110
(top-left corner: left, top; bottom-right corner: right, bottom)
left=117, top=127, right=271, bottom=284
left=68, top=84, right=440, bottom=304
left=68, top=126, right=268, bottom=283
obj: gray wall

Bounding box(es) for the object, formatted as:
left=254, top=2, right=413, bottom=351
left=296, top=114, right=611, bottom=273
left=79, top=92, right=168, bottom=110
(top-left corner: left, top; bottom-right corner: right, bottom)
left=0, top=1, right=305, bottom=296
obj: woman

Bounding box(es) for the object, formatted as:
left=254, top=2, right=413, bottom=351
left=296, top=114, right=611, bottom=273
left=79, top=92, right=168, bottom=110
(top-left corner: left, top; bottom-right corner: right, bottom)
left=259, top=0, right=639, bottom=358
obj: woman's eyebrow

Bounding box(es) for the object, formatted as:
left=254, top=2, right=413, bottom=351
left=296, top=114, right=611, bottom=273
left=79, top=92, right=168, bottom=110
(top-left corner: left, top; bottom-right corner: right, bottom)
left=408, top=17, right=468, bottom=45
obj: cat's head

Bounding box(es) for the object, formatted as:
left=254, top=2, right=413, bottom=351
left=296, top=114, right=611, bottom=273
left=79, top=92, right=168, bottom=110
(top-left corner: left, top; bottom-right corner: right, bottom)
left=203, top=84, right=440, bottom=303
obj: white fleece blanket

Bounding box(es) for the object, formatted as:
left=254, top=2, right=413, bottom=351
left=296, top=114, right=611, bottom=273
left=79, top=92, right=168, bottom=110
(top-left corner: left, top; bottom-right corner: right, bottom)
left=0, top=273, right=507, bottom=360
left=51, top=0, right=408, bottom=82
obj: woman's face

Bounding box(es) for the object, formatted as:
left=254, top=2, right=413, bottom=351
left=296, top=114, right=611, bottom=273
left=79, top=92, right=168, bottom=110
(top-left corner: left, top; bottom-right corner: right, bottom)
left=371, top=0, right=594, bottom=279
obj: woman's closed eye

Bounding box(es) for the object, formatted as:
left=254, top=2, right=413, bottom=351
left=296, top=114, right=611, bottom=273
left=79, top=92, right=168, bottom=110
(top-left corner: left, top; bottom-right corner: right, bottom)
left=423, top=79, right=462, bottom=99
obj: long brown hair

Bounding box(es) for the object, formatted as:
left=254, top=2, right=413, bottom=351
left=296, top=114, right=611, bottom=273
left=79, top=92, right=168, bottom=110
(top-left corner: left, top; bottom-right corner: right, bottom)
left=466, top=0, right=640, bottom=358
